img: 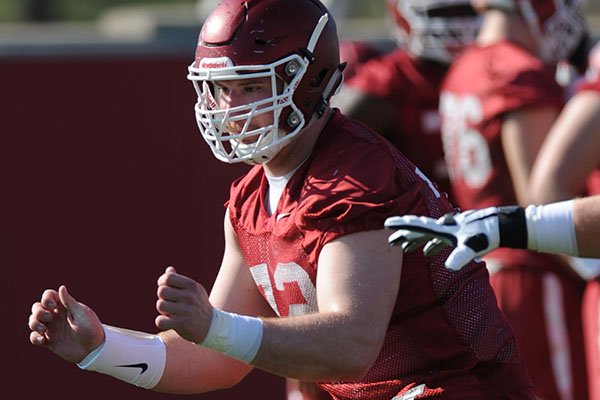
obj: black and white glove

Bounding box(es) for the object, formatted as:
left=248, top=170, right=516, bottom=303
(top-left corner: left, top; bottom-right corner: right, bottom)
left=384, top=206, right=527, bottom=271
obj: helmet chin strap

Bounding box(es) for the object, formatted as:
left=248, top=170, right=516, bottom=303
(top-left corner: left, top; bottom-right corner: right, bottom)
left=316, top=62, right=346, bottom=117
left=250, top=107, right=327, bottom=165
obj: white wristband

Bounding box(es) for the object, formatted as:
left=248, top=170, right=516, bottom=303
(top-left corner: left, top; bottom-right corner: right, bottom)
left=199, top=308, right=263, bottom=363
left=77, top=325, right=166, bottom=389
left=525, top=200, right=578, bottom=257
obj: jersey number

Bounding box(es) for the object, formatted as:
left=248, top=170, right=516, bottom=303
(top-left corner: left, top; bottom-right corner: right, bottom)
left=249, top=262, right=318, bottom=317
left=440, top=92, right=492, bottom=188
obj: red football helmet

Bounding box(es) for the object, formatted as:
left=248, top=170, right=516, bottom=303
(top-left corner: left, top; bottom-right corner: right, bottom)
left=476, top=0, right=588, bottom=64
left=187, top=0, right=344, bottom=164
left=386, top=0, right=481, bottom=64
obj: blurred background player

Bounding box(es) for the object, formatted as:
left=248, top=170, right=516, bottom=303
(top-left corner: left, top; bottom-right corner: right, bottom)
left=529, top=37, right=600, bottom=280
left=387, top=35, right=600, bottom=400
left=331, top=0, right=482, bottom=201
left=438, top=0, right=589, bottom=398
left=527, top=38, right=600, bottom=400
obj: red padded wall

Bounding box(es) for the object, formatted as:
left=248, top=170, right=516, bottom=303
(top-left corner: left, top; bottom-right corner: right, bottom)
left=2, top=53, right=284, bottom=399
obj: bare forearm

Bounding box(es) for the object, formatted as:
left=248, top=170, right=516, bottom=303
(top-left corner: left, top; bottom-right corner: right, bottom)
left=158, top=310, right=383, bottom=390
left=251, top=312, right=382, bottom=382
left=155, top=330, right=252, bottom=394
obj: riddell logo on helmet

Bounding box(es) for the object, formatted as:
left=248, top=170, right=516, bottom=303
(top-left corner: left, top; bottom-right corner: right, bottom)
left=200, top=57, right=233, bottom=69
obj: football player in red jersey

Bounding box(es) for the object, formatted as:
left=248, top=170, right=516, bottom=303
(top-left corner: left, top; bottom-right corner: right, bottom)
left=332, top=0, right=481, bottom=202
left=28, top=0, right=536, bottom=398
left=437, top=0, right=589, bottom=398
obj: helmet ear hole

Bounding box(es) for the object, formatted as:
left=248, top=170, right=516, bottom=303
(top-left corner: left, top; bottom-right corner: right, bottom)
left=311, top=69, right=329, bottom=87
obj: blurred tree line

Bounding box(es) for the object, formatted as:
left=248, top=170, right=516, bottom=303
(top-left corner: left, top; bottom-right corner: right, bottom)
left=0, top=0, right=388, bottom=23
left=3, top=1, right=597, bottom=26
left=0, top=0, right=197, bottom=22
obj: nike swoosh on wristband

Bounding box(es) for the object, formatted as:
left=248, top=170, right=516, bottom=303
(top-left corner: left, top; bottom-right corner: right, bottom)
left=115, top=363, right=148, bottom=374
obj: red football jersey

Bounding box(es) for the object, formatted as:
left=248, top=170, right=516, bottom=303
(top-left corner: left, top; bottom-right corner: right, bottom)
left=440, top=41, right=564, bottom=211
left=227, top=110, right=533, bottom=399
left=343, top=48, right=452, bottom=199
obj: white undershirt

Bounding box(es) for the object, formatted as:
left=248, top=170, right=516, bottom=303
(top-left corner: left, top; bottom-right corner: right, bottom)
left=265, top=170, right=295, bottom=216
left=265, top=162, right=305, bottom=215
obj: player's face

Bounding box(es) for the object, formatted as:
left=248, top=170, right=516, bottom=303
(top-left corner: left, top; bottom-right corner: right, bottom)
left=213, top=77, right=275, bottom=139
